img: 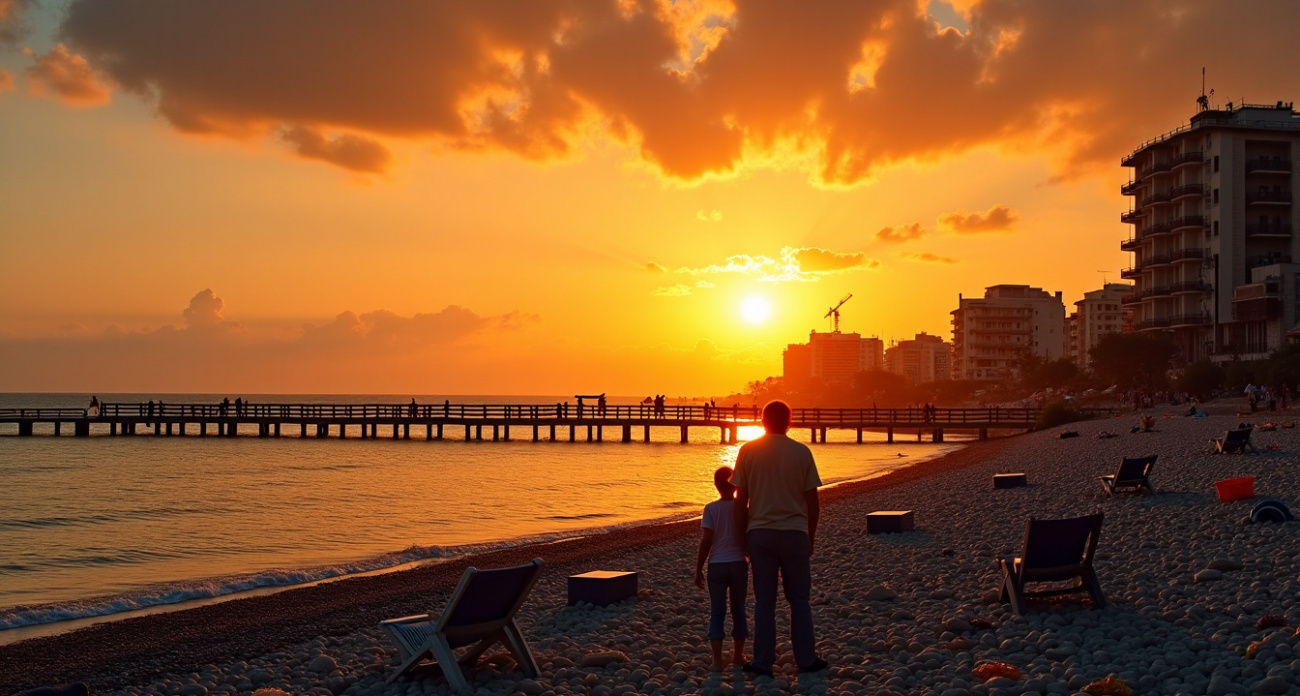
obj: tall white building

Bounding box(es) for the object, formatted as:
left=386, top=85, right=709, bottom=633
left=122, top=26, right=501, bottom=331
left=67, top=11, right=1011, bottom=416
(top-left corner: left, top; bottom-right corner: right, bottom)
left=1121, top=100, right=1300, bottom=360
left=1068, top=283, right=1132, bottom=369
left=884, top=332, right=952, bottom=384
left=951, top=285, right=1066, bottom=381
left=783, top=331, right=884, bottom=385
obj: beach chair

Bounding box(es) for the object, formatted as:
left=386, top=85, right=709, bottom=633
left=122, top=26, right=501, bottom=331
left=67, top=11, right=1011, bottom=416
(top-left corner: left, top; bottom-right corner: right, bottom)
left=1098, top=455, right=1157, bottom=496
left=998, top=513, right=1105, bottom=615
left=380, top=558, right=544, bottom=691
left=1213, top=427, right=1257, bottom=454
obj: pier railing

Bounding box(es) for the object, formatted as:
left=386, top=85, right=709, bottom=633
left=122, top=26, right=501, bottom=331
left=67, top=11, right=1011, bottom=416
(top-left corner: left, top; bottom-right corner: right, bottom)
left=46, top=402, right=1060, bottom=426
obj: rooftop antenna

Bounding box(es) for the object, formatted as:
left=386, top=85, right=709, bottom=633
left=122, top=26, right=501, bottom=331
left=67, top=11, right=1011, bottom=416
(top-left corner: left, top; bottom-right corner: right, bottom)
left=824, top=293, right=852, bottom=333
left=1196, top=67, right=1214, bottom=112
left=1097, top=270, right=1111, bottom=285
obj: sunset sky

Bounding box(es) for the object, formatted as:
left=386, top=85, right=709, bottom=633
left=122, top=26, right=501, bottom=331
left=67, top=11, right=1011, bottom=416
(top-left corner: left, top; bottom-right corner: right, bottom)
left=2, top=0, right=1299, bottom=396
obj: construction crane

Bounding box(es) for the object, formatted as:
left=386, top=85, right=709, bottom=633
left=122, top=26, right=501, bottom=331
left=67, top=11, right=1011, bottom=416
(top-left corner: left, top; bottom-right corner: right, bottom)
left=824, top=294, right=853, bottom=333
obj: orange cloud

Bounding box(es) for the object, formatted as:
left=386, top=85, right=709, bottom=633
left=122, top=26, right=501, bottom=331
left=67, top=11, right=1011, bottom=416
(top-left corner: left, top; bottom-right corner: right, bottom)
left=646, top=261, right=667, bottom=273
left=279, top=126, right=391, bottom=174
left=24, top=43, right=111, bottom=106
left=0, top=69, right=13, bottom=93
left=907, top=251, right=959, bottom=264
left=0, top=0, right=29, bottom=46
left=781, top=246, right=872, bottom=273
left=875, top=223, right=927, bottom=243
left=55, top=1, right=1300, bottom=181
left=182, top=289, right=239, bottom=332
left=937, top=204, right=1019, bottom=234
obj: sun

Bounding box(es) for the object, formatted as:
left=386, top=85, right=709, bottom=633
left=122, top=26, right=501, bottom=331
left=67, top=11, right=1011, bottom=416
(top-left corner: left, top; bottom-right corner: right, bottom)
left=740, top=296, right=771, bottom=324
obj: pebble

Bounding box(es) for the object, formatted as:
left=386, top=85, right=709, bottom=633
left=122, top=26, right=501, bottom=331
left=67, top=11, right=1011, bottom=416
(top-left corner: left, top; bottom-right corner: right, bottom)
left=1195, top=569, right=1225, bottom=582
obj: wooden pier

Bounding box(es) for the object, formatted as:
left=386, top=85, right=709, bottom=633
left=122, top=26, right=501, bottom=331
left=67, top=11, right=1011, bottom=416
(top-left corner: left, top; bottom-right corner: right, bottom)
left=0, top=402, right=1080, bottom=444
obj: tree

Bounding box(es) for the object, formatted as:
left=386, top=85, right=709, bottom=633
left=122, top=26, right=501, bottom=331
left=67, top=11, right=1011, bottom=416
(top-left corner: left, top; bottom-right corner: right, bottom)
left=1175, top=359, right=1226, bottom=399
left=1264, top=343, right=1300, bottom=387
left=1021, top=357, right=1083, bottom=392
left=1090, top=332, right=1176, bottom=390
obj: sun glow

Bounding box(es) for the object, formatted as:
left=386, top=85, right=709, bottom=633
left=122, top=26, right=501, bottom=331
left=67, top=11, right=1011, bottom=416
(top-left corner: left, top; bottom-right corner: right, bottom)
left=739, top=296, right=771, bottom=324
left=735, top=425, right=766, bottom=441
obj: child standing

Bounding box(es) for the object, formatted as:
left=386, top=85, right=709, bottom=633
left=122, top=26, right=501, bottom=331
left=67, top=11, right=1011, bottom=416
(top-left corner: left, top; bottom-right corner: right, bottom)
left=695, top=466, right=749, bottom=671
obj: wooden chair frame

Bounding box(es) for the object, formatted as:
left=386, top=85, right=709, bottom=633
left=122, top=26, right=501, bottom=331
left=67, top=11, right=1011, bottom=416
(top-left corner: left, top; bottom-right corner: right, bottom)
left=998, top=514, right=1105, bottom=615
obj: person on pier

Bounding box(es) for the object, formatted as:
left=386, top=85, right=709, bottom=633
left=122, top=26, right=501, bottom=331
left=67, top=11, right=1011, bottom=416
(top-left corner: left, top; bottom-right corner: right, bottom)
left=730, top=400, right=827, bottom=677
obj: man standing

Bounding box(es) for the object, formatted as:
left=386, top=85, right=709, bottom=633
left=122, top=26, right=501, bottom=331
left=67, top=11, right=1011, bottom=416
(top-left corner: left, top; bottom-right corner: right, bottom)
left=731, top=400, right=827, bottom=677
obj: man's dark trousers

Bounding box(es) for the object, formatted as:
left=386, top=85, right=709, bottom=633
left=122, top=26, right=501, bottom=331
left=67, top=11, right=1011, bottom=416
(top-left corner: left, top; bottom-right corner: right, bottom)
left=747, top=528, right=816, bottom=670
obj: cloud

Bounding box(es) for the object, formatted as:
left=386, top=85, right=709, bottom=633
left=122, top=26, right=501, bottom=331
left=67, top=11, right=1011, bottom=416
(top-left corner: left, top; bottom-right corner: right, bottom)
left=0, top=0, right=30, bottom=46
left=676, top=254, right=776, bottom=276
left=652, top=284, right=693, bottom=297
left=0, top=69, right=12, bottom=93
left=55, top=0, right=1300, bottom=182
left=937, top=204, right=1019, bottom=234
left=907, top=252, right=959, bottom=264
left=182, top=288, right=237, bottom=331
left=781, top=246, right=872, bottom=273
left=23, top=43, right=111, bottom=106
left=279, top=126, right=391, bottom=174
left=696, top=209, right=722, bottom=222
left=645, top=261, right=667, bottom=273
left=875, top=223, right=927, bottom=243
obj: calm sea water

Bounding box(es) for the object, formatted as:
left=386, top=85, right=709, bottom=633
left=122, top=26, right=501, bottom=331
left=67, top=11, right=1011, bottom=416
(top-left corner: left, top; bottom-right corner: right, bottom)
left=0, top=393, right=957, bottom=636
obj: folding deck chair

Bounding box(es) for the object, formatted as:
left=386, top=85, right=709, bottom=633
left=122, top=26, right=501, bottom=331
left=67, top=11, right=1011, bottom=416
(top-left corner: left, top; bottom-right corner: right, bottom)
left=1213, top=427, right=1257, bottom=454
left=380, top=558, right=544, bottom=691
left=1098, top=455, right=1157, bottom=496
left=998, top=513, right=1105, bottom=615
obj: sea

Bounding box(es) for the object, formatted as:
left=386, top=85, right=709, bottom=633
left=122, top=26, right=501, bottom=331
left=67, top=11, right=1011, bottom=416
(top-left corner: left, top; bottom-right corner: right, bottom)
left=0, top=393, right=959, bottom=643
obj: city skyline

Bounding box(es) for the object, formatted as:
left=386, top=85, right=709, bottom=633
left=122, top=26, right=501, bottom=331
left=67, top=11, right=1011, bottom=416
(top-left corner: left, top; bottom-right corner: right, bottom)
left=3, top=1, right=1300, bottom=394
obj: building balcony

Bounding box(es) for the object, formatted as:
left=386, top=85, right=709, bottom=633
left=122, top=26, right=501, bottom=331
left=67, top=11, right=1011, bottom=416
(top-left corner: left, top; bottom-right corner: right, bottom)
left=1246, top=190, right=1293, bottom=205
left=1169, top=312, right=1211, bottom=327
left=1170, top=215, right=1206, bottom=231
left=1170, top=183, right=1206, bottom=200
left=1143, top=254, right=1174, bottom=268
left=1139, top=222, right=1174, bottom=239
left=1120, top=179, right=1141, bottom=196
left=1245, top=158, right=1292, bottom=174
left=1120, top=236, right=1143, bottom=251
left=1120, top=266, right=1141, bottom=279
left=1232, top=282, right=1282, bottom=321
left=1147, top=285, right=1174, bottom=299
left=1134, top=318, right=1172, bottom=330
left=1170, top=151, right=1204, bottom=169
left=1172, top=248, right=1206, bottom=261
left=1247, top=253, right=1293, bottom=271
left=1120, top=209, right=1142, bottom=224
left=1171, top=280, right=1211, bottom=294
left=1137, top=160, right=1172, bottom=179
left=1139, top=191, right=1173, bottom=208
left=1245, top=222, right=1292, bottom=238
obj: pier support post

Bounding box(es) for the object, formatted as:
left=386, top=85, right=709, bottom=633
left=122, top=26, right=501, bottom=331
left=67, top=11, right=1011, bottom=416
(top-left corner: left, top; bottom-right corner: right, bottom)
left=18, top=422, right=32, bottom=436
left=258, top=423, right=267, bottom=438
left=436, top=424, right=443, bottom=440
left=54, top=421, right=62, bottom=436
left=339, top=424, right=347, bottom=438
left=476, top=424, right=483, bottom=441
left=809, top=428, right=815, bottom=444
left=856, top=428, right=863, bottom=444
left=730, top=425, right=737, bottom=444
left=403, top=424, right=410, bottom=440
left=300, top=423, right=307, bottom=438
left=917, top=430, right=923, bottom=442
left=504, top=425, right=510, bottom=441
left=643, top=425, right=650, bottom=442
left=680, top=425, right=688, bottom=443
left=111, top=422, right=119, bottom=436
left=569, top=425, right=575, bottom=442
left=166, top=422, right=174, bottom=436
left=200, top=422, right=207, bottom=436
left=274, top=423, right=280, bottom=437
left=979, top=428, right=988, bottom=441
left=720, top=427, right=727, bottom=444
left=533, top=425, right=540, bottom=442
left=621, top=425, right=631, bottom=442
left=586, top=425, right=593, bottom=442
left=75, top=420, right=90, bottom=437
left=548, top=424, right=555, bottom=441
left=934, top=429, right=943, bottom=443
left=597, top=425, right=602, bottom=442
left=887, top=427, right=894, bottom=444
left=394, top=423, right=400, bottom=440
left=317, top=424, right=328, bottom=438
left=493, top=425, right=500, bottom=442
left=820, top=427, right=827, bottom=443
left=179, top=422, right=186, bottom=437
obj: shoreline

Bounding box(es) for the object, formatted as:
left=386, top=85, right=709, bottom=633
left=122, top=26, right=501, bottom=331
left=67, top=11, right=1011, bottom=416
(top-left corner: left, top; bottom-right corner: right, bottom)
left=0, top=437, right=1009, bottom=691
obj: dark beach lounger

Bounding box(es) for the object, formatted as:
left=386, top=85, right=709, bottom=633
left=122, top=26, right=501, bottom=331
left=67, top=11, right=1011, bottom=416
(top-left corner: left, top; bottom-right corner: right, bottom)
left=1213, top=427, right=1257, bottom=454
left=1098, top=455, right=1157, bottom=496
left=380, top=558, right=544, bottom=691
left=998, top=513, right=1105, bottom=615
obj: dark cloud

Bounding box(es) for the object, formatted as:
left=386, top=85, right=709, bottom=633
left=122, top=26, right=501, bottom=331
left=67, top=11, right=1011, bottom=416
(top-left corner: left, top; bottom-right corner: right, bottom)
left=0, top=0, right=31, bottom=46
left=279, top=126, right=390, bottom=173
left=54, top=0, right=1300, bottom=180
left=938, top=204, right=1018, bottom=233
left=23, top=43, right=111, bottom=106
left=875, top=223, right=927, bottom=243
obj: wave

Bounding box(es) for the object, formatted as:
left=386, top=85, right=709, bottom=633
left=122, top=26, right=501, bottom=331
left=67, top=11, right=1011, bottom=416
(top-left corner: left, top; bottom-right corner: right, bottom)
left=0, top=512, right=699, bottom=631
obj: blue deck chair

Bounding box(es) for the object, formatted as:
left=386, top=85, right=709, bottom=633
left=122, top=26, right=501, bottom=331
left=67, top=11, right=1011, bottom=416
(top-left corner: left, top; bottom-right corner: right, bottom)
left=380, top=558, right=544, bottom=691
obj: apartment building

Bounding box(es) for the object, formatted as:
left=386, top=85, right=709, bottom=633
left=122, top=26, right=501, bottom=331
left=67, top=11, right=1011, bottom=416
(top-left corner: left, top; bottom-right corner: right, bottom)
left=782, top=331, right=884, bottom=386
left=1066, top=283, right=1132, bottom=369
left=1121, top=100, right=1300, bottom=360
left=951, top=285, right=1066, bottom=381
left=884, top=332, right=952, bottom=384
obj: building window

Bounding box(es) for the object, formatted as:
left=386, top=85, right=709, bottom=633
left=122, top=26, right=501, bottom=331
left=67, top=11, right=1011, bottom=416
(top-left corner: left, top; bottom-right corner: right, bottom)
left=1213, top=155, right=1219, bottom=172
left=1212, top=188, right=1219, bottom=204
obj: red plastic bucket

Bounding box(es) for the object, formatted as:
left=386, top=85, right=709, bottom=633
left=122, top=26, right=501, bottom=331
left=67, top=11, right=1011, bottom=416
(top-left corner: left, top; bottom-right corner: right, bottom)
left=1215, top=477, right=1255, bottom=502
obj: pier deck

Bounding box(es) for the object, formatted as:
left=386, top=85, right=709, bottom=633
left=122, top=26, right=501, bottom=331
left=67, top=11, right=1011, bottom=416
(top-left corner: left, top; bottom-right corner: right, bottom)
left=0, top=402, right=1088, bottom=444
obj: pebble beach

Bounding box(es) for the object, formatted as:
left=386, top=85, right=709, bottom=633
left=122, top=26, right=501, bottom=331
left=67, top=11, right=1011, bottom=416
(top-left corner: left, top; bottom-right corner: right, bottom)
left=5, top=403, right=1300, bottom=696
